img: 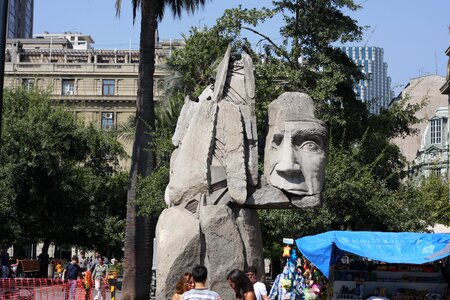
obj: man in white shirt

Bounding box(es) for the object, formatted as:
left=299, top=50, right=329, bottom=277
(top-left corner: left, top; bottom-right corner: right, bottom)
left=246, top=266, right=269, bottom=300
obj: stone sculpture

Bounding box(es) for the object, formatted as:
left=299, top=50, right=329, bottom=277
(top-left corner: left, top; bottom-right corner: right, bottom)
left=155, top=46, right=328, bottom=300
left=263, top=92, right=327, bottom=207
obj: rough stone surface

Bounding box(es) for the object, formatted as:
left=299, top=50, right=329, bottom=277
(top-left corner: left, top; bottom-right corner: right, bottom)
left=244, top=178, right=322, bottom=208
left=235, top=208, right=265, bottom=282
left=199, top=205, right=245, bottom=300
left=241, top=51, right=258, bottom=186
left=166, top=97, right=217, bottom=205
left=172, top=95, right=198, bottom=147
left=221, top=101, right=247, bottom=204
left=223, top=52, right=258, bottom=187
left=212, top=45, right=231, bottom=101
left=245, top=180, right=291, bottom=208
left=291, top=194, right=321, bottom=208
left=155, top=207, right=202, bottom=300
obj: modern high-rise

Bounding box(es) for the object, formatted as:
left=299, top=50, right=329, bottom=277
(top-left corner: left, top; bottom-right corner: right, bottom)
left=7, top=0, right=34, bottom=38
left=341, top=46, right=394, bottom=114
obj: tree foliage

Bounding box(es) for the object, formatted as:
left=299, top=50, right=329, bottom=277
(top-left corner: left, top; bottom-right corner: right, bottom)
left=0, top=88, right=128, bottom=256
left=417, top=175, right=450, bottom=226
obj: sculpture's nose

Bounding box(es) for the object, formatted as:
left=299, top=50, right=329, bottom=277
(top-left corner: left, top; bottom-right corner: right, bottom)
left=276, top=139, right=301, bottom=174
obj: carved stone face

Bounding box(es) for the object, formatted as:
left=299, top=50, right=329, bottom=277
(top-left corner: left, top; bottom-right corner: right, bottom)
left=264, top=92, right=327, bottom=197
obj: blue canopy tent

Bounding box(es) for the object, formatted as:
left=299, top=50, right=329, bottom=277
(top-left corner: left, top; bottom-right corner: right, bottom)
left=295, top=231, right=450, bottom=279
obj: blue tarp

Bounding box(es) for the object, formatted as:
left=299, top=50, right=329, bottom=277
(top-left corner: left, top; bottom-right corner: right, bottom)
left=295, top=231, right=450, bottom=279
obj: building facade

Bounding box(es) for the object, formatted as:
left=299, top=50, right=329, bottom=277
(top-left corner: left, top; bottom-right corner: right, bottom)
left=440, top=45, right=450, bottom=185
left=412, top=106, right=449, bottom=178
left=7, top=0, right=33, bottom=38
left=33, top=32, right=95, bottom=50
left=3, top=35, right=183, bottom=167
left=341, top=46, right=394, bottom=114
left=391, top=75, right=449, bottom=179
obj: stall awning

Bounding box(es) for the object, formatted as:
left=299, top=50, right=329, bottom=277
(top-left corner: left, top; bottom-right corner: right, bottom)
left=295, top=231, right=450, bottom=279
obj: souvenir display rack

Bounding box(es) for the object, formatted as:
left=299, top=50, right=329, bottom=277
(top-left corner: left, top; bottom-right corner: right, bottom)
left=330, top=261, right=446, bottom=300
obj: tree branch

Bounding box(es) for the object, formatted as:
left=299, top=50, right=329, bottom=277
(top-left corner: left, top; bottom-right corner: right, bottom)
left=241, top=26, right=295, bottom=66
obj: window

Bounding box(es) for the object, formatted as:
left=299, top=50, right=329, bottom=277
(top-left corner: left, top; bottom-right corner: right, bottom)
left=101, top=112, right=114, bottom=130
left=102, top=79, right=115, bottom=96
left=430, top=119, right=442, bottom=144
left=431, top=168, right=442, bottom=177
left=22, top=78, right=34, bottom=91
left=62, top=79, right=75, bottom=95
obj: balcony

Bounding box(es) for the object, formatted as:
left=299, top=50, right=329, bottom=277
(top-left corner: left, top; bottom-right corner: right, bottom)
left=5, top=62, right=142, bottom=75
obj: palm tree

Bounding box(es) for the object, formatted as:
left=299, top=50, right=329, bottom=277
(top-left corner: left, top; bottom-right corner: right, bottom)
left=115, top=1, right=207, bottom=299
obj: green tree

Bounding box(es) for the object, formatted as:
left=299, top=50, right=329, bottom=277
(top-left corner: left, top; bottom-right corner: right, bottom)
left=0, top=88, right=127, bottom=255
left=114, top=1, right=208, bottom=298
left=166, top=27, right=233, bottom=97
left=417, top=175, right=450, bottom=226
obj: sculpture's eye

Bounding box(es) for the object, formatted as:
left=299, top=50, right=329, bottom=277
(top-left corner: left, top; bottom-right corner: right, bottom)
left=300, top=141, right=320, bottom=151
left=295, top=135, right=324, bottom=152
left=272, top=134, right=283, bottom=147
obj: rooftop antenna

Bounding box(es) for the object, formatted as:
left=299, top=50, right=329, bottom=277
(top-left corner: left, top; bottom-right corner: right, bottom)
left=198, top=17, right=205, bottom=28
left=418, top=67, right=424, bottom=77
left=129, top=38, right=132, bottom=62
left=435, top=49, right=438, bottom=75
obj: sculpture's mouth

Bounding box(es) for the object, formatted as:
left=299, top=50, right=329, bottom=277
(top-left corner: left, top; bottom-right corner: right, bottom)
left=284, top=188, right=310, bottom=195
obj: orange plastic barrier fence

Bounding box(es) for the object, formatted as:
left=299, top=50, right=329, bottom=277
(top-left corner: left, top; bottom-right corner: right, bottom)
left=0, top=278, right=110, bottom=300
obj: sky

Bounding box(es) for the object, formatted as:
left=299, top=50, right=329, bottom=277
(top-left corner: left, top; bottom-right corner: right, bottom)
left=34, top=0, right=449, bottom=94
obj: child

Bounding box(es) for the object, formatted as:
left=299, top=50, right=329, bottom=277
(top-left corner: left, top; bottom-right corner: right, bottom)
left=56, top=261, right=63, bottom=278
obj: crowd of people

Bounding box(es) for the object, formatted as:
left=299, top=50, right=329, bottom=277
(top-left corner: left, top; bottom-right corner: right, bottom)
left=61, top=251, right=113, bottom=300
left=0, top=247, right=118, bottom=300
left=2, top=245, right=326, bottom=300
left=172, top=255, right=325, bottom=300
left=171, top=265, right=260, bottom=300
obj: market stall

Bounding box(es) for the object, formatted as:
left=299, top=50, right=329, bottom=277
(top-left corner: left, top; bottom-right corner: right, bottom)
left=296, top=231, right=450, bottom=300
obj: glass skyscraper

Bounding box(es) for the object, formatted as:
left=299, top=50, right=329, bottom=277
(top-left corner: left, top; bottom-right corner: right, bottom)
left=7, top=0, right=33, bottom=38
left=341, top=46, right=395, bottom=114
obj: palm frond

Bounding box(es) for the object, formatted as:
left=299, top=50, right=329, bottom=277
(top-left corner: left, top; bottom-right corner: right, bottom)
left=157, top=0, right=208, bottom=21
left=116, top=115, right=136, bottom=144
left=114, top=0, right=122, bottom=17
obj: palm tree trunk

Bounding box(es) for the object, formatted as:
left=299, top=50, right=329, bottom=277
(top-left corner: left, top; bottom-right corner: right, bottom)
left=121, top=1, right=157, bottom=299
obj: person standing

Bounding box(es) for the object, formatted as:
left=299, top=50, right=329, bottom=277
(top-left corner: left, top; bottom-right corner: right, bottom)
left=78, top=251, right=87, bottom=272
left=268, top=265, right=305, bottom=300
left=246, top=266, right=269, bottom=300
left=63, top=256, right=82, bottom=300
left=92, top=256, right=108, bottom=300
left=37, top=250, right=49, bottom=278
left=172, top=272, right=194, bottom=300
left=0, top=246, right=10, bottom=278
left=183, top=265, right=221, bottom=300
left=227, top=269, right=256, bottom=300
left=90, top=251, right=101, bottom=272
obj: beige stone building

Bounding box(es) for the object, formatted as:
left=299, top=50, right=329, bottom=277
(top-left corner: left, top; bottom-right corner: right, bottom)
left=391, top=75, right=448, bottom=178
left=440, top=45, right=450, bottom=184
left=3, top=33, right=183, bottom=167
